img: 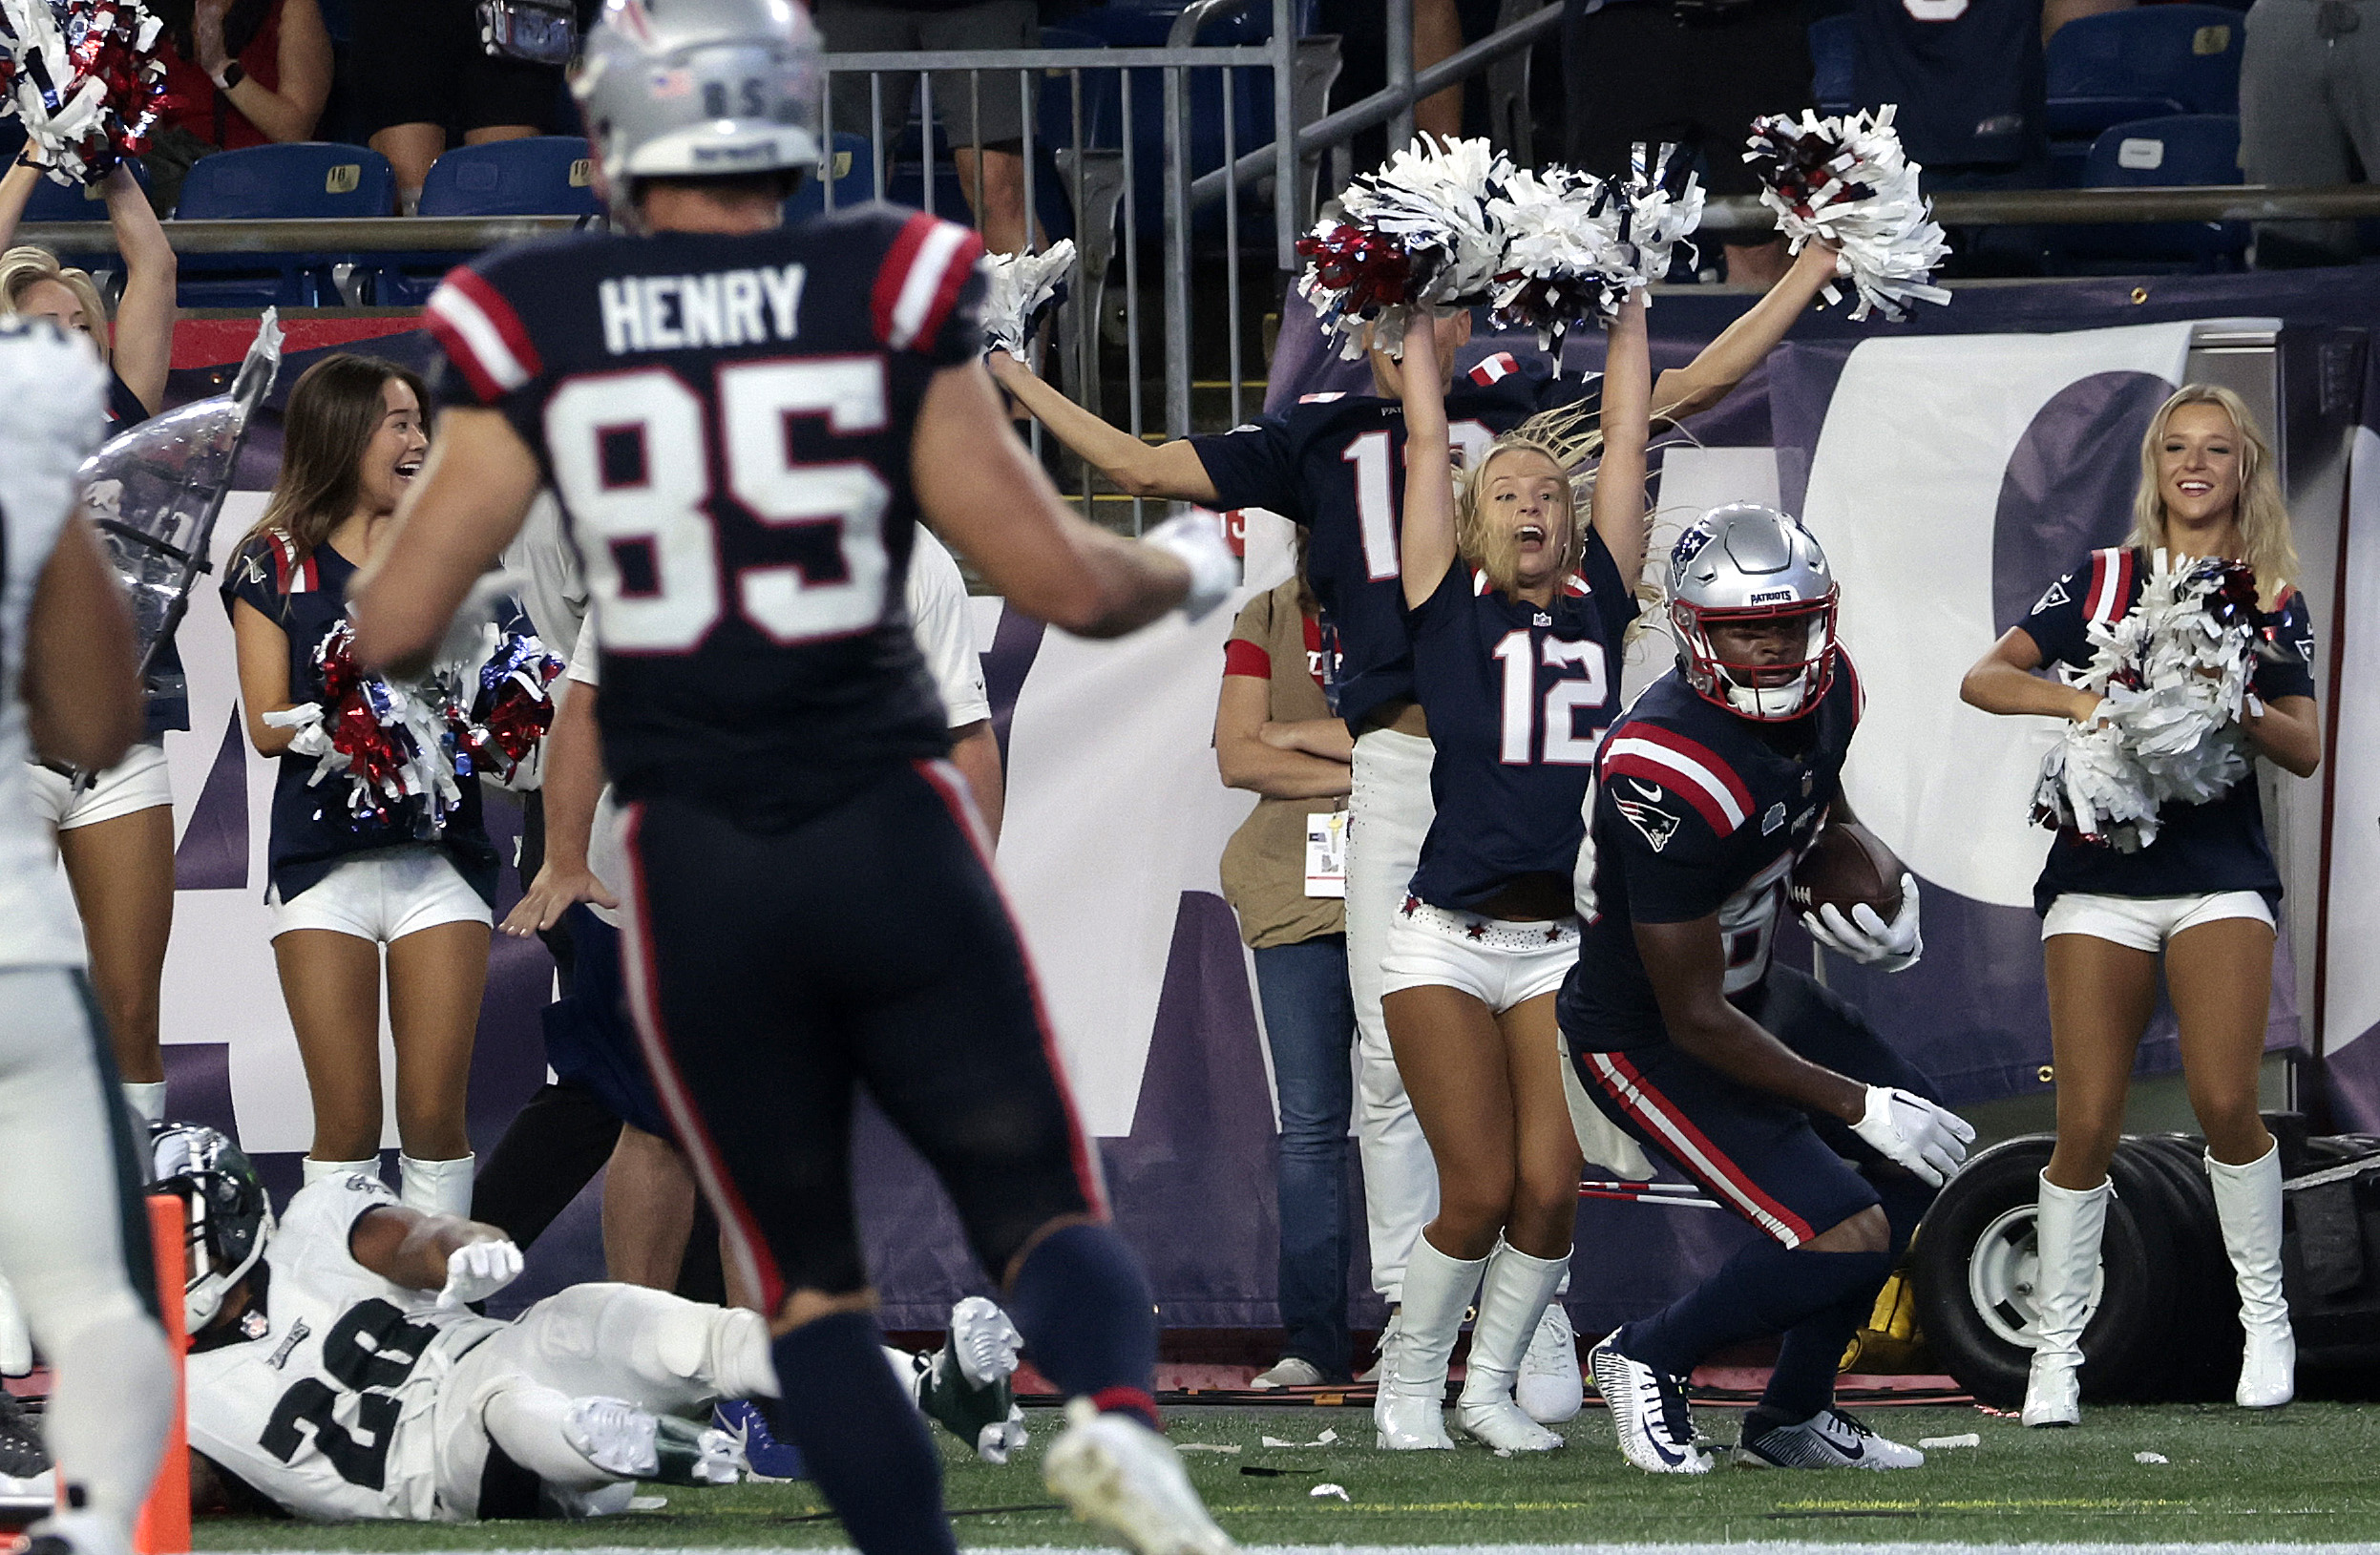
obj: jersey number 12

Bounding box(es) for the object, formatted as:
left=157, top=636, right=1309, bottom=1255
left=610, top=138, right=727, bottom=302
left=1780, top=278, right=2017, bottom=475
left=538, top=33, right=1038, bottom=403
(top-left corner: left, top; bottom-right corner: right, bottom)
left=546, top=358, right=894, bottom=653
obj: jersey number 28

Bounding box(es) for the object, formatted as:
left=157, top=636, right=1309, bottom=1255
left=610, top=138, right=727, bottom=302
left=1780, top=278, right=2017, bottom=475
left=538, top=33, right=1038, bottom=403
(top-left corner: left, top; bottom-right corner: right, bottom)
left=260, top=1299, right=440, bottom=1491
left=547, top=359, right=894, bottom=652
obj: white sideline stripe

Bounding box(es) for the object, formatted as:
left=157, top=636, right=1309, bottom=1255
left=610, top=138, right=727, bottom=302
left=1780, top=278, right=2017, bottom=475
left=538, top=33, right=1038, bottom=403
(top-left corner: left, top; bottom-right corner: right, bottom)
left=238, top=1544, right=2380, bottom=1555
left=1587, top=1051, right=1801, bottom=1246
left=426, top=284, right=529, bottom=392
left=888, top=221, right=971, bottom=349
left=1603, top=735, right=1747, bottom=830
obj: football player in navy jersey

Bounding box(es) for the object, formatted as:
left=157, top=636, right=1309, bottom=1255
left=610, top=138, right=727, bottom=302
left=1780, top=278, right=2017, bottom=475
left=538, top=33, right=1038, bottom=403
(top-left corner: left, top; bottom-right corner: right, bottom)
left=1561, top=503, right=1972, bottom=1475
left=992, top=240, right=1845, bottom=1403
left=1963, top=385, right=2321, bottom=1426
left=347, top=4, right=1241, bottom=1552
left=1364, top=296, right=1648, bottom=1455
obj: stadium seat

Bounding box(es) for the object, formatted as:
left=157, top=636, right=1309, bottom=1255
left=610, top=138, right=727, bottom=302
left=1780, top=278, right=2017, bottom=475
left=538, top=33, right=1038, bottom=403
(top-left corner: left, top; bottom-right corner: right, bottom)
left=417, top=136, right=600, bottom=218
left=785, top=132, right=881, bottom=220
left=1809, top=14, right=1854, bottom=117
left=2054, top=114, right=2245, bottom=273
left=2045, top=6, right=2243, bottom=142
left=172, top=142, right=398, bottom=307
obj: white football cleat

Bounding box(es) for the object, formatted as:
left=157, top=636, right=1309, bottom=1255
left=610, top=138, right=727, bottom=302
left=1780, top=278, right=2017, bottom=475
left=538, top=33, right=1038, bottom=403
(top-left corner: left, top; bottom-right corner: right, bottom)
left=1248, top=1356, right=1326, bottom=1390
left=561, top=1397, right=662, bottom=1481
left=1043, top=1398, right=1235, bottom=1555
left=1588, top=1336, right=1712, bottom=1475
left=1516, top=1302, right=1585, bottom=1424
left=949, top=1295, right=1024, bottom=1389
left=1736, top=1407, right=1925, bottom=1470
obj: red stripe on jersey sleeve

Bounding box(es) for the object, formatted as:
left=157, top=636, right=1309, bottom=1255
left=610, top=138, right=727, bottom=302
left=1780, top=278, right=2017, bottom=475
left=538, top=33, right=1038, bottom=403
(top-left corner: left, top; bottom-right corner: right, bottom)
left=870, top=212, right=937, bottom=346
left=422, top=305, right=503, bottom=405
left=1222, top=639, right=1271, bottom=679
left=1628, top=724, right=1753, bottom=812
left=913, top=224, right=985, bottom=351
left=1468, top=352, right=1518, bottom=386
left=445, top=266, right=543, bottom=380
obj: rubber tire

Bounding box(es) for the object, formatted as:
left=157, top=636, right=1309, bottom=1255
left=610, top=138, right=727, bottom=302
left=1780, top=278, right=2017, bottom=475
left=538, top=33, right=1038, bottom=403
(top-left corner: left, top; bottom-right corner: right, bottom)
left=1909, top=1134, right=2180, bottom=1408
left=2130, top=1134, right=2242, bottom=1400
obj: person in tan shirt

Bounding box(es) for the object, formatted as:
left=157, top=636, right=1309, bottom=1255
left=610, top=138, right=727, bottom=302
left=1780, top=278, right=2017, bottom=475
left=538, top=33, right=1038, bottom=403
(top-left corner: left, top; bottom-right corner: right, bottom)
left=1217, top=568, right=1357, bottom=1387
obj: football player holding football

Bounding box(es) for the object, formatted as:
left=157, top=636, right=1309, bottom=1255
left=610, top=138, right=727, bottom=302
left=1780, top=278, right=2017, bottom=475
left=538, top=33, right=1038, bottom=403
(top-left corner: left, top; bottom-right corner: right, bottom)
left=1561, top=503, right=1970, bottom=1473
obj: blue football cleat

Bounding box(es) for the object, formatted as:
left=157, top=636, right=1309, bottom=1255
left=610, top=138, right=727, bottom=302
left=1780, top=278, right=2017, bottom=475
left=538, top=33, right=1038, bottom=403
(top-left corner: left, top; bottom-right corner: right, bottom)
left=710, top=1398, right=806, bottom=1481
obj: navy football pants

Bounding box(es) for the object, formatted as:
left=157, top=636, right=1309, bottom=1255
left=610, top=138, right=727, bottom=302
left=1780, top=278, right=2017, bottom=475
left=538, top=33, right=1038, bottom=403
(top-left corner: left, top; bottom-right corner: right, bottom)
left=614, top=761, right=1103, bottom=1307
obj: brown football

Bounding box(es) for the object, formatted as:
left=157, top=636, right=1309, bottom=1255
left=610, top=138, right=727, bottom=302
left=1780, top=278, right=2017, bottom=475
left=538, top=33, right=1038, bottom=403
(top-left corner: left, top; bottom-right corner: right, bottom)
left=1789, top=820, right=1906, bottom=921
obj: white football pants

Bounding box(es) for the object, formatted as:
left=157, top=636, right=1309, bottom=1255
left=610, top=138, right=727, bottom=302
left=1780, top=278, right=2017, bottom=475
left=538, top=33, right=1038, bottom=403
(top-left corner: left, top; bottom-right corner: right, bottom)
left=0, top=968, right=175, bottom=1539
left=1345, top=727, right=1442, bottom=1303
left=433, top=1282, right=775, bottom=1512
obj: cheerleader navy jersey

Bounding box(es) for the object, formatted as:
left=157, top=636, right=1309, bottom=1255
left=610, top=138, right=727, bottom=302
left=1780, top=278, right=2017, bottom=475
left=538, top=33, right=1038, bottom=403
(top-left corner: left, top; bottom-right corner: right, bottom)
left=1559, top=658, right=1862, bottom=1053
left=0, top=321, right=108, bottom=971
left=2018, top=546, right=2318, bottom=915
left=423, top=205, right=985, bottom=828
left=1405, top=533, right=1636, bottom=911
left=1188, top=354, right=1601, bottom=731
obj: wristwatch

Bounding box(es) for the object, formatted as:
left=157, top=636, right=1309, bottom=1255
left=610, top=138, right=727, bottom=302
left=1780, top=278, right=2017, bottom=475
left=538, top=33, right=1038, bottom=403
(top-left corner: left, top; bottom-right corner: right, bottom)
left=213, top=59, right=245, bottom=92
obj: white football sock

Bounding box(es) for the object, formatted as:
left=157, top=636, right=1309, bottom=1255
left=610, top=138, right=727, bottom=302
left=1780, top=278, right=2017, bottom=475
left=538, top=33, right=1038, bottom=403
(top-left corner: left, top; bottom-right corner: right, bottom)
left=302, top=1156, right=382, bottom=1187
left=119, top=1082, right=168, bottom=1128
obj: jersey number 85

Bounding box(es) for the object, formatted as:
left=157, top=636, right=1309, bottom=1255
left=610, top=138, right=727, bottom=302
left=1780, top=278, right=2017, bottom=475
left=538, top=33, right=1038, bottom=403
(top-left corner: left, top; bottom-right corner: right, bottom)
left=546, top=357, right=893, bottom=653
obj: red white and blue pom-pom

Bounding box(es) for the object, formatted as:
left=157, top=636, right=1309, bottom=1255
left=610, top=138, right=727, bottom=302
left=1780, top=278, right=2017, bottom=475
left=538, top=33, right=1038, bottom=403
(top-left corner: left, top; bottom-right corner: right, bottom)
left=980, top=240, right=1076, bottom=361
left=452, top=627, right=563, bottom=788
left=1743, top=106, right=1950, bottom=323
left=2032, top=552, right=2266, bottom=851
left=1486, top=145, right=1701, bottom=366
left=1298, top=134, right=1512, bottom=361
left=0, top=0, right=170, bottom=186
left=264, top=622, right=463, bottom=834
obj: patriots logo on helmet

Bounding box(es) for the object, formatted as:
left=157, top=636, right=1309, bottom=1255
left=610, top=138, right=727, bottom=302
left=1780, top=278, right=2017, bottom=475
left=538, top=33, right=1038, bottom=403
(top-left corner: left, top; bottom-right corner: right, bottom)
left=1617, top=795, right=1681, bottom=852
left=1670, top=517, right=1717, bottom=573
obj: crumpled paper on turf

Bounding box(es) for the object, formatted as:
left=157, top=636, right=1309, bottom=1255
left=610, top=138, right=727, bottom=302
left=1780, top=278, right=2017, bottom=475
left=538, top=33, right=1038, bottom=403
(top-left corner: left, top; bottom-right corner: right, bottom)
left=1485, top=146, right=1700, bottom=365
left=980, top=239, right=1076, bottom=360
left=0, top=0, right=171, bottom=186
left=1297, top=134, right=1511, bottom=360
left=1743, top=105, right=1950, bottom=323
left=2032, top=550, right=2264, bottom=851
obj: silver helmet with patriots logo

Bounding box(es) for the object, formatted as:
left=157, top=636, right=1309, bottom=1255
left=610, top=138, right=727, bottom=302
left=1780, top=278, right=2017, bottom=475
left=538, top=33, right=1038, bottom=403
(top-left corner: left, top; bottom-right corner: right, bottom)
left=1667, top=501, right=1840, bottom=722
left=574, top=0, right=824, bottom=198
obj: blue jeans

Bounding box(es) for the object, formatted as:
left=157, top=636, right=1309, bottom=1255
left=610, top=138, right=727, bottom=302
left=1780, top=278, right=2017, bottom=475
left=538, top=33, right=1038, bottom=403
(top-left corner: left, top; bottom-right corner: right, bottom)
left=1253, top=934, right=1357, bottom=1378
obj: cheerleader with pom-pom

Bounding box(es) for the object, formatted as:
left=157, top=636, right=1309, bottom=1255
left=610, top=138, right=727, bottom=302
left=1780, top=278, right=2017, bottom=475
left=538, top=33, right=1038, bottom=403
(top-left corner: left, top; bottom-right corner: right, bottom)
left=222, top=355, right=511, bottom=1219
left=1961, top=385, right=2322, bottom=1425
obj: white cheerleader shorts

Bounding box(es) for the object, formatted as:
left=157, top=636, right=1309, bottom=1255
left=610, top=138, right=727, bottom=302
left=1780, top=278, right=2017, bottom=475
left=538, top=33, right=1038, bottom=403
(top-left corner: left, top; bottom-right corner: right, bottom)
left=25, top=742, right=172, bottom=830
left=1380, top=895, right=1579, bottom=1014
left=2041, top=890, right=2273, bottom=954
left=268, top=846, right=492, bottom=943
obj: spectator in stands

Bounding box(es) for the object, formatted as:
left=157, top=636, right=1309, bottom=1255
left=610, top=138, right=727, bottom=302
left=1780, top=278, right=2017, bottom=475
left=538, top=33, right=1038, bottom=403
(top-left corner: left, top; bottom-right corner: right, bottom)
left=813, top=0, right=1038, bottom=254
left=2241, top=0, right=2380, bottom=267
left=1214, top=555, right=1358, bottom=1389
left=146, top=0, right=333, bottom=215
left=223, top=355, right=496, bottom=1219
left=352, top=0, right=567, bottom=216
left=0, top=157, right=179, bottom=1128
left=1562, top=0, right=1809, bottom=285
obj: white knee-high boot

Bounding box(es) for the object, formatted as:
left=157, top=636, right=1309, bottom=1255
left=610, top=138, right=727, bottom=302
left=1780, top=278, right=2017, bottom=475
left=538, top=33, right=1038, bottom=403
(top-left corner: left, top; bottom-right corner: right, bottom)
left=2206, top=1142, right=2294, bottom=1409
left=400, top=1153, right=476, bottom=1218
left=1375, top=1236, right=1485, bottom=1450
left=2023, top=1171, right=2109, bottom=1428
left=1455, top=1242, right=1567, bottom=1452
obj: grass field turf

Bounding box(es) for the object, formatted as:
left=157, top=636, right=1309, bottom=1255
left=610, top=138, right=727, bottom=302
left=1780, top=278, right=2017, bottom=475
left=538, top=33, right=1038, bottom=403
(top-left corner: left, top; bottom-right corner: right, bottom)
left=189, top=1401, right=2380, bottom=1548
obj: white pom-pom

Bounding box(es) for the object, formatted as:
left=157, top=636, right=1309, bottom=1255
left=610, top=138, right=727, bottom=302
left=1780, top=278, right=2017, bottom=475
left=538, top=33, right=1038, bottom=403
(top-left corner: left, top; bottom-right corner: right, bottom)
left=2031, top=551, right=2263, bottom=850
left=1611, top=142, right=1703, bottom=291
left=979, top=240, right=1077, bottom=361
left=1744, top=106, right=1951, bottom=323
left=0, top=0, right=172, bottom=187
left=1298, top=134, right=1512, bottom=360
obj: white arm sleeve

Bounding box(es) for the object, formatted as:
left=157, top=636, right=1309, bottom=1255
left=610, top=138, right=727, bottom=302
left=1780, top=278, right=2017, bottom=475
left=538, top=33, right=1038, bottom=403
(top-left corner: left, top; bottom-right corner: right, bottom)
left=905, top=528, right=991, bottom=728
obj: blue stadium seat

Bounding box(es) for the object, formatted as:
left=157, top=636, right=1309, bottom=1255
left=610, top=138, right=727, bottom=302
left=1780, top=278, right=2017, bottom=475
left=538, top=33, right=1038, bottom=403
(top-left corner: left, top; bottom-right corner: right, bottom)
left=173, top=142, right=397, bottom=307
left=1809, top=14, right=1854, bottom=117
left=418, top=137, right=599, bottom=218
left=786, top=132, right=881, bottom=220
left=2045, top=6, right=2243, bottom=142
left=2055, top=114, right=2245, bottom=272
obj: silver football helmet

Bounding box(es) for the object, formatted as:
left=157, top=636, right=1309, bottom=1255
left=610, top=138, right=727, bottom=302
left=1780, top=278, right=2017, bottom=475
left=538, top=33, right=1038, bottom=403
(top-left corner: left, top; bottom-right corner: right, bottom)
left=1668, top=501, right=1840, bottom=721
left=148, top=1121, right=275, bottom=1333
left=573, top=0, right=824, bottom=199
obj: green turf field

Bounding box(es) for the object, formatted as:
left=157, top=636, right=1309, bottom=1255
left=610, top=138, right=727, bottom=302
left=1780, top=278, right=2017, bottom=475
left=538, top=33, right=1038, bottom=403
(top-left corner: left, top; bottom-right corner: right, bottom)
left=189, top=1401, right=2380, bottom=1548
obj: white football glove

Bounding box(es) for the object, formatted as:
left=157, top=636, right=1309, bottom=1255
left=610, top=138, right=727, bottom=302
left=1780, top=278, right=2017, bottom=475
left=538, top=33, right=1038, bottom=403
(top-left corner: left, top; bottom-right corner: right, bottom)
left=1850, top=1085, right=1975, bottom=1187
left=436, top=1238, right=524, bottom=1309
left=1142, top=511, right=1239, bottom=621
left=1801, top=872, right=1923, bottom=973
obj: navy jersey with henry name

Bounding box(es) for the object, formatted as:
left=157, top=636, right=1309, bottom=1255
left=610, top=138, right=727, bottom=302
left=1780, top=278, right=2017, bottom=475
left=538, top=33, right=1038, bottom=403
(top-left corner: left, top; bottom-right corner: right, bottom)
left=1406, top=535, right=1636, bottom=911
left=423, top=205, right=984, bottom=827
left=1559, top=659, right=1861, bottom=1053
left=2018, top=546, right=2318, bottom=915
left=1188, top=354, right=1600, bottom=732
